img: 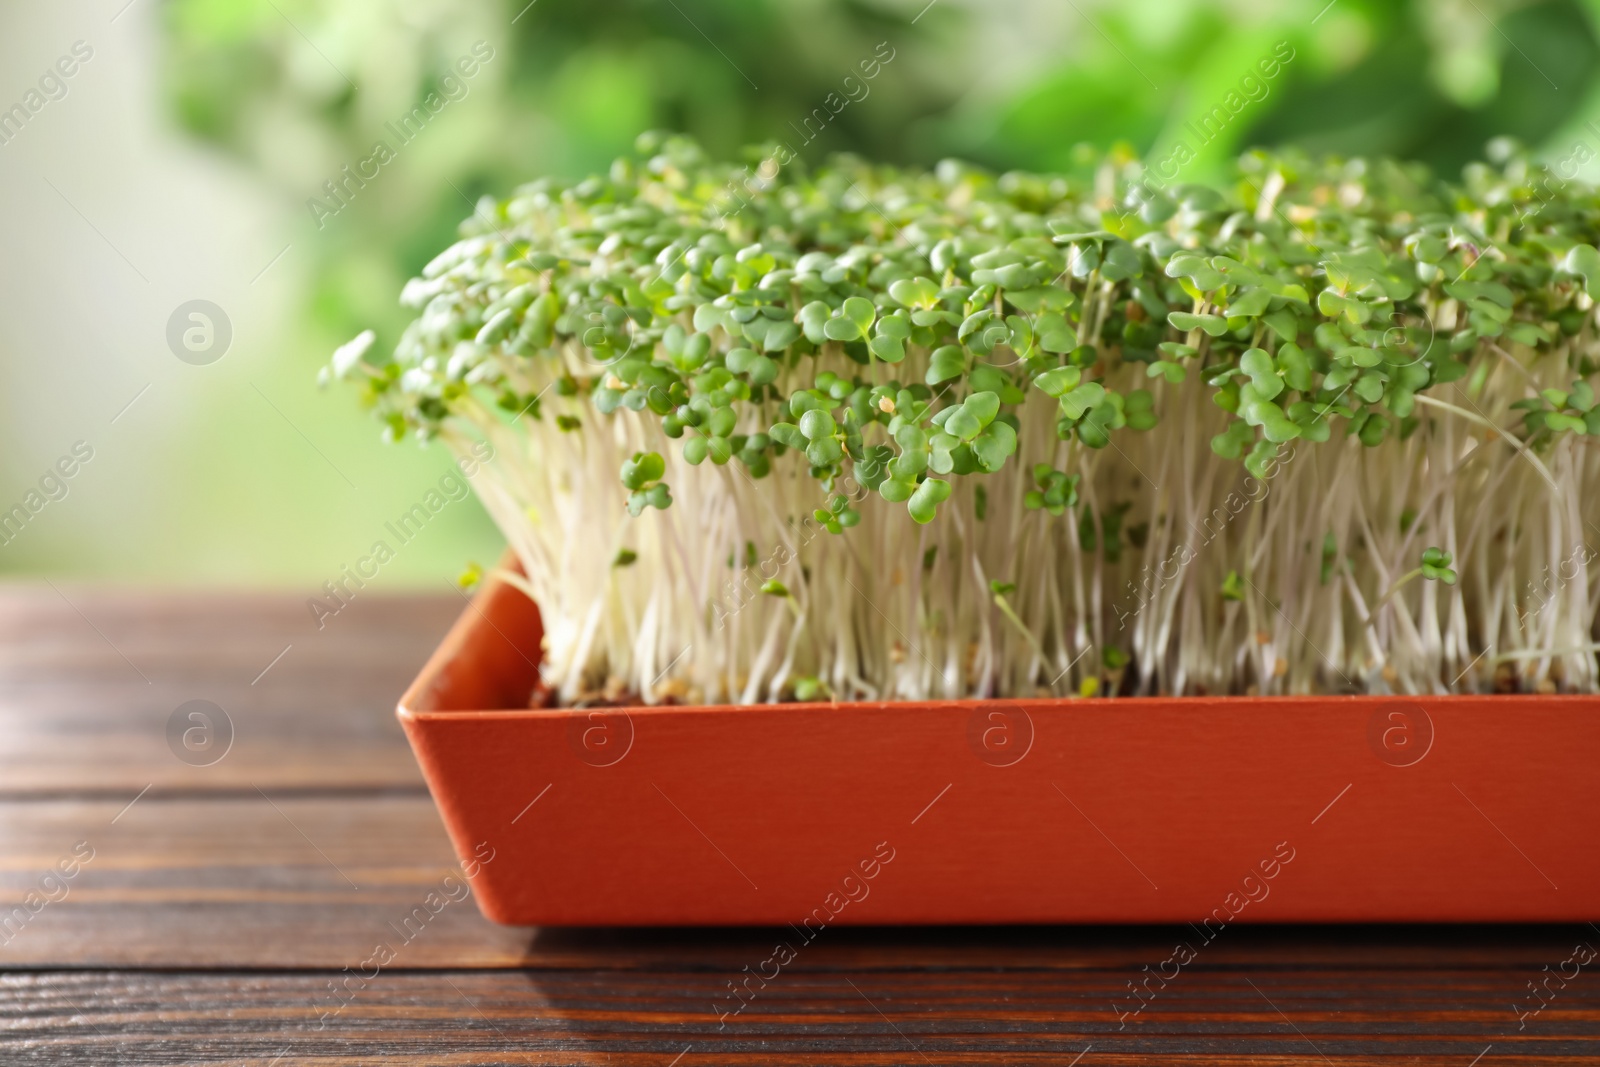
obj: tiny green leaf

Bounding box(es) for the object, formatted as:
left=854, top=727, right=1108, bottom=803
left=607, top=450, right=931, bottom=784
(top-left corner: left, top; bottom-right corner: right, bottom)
left=823, top=316, right=863, bottom=342
left=927, top=345, right=968, bottom=385
left=1239, top=348, right=1282, bottom=400
left=843, top=296, right=877, bottom=332
left=1035, top=366, right=1082, bottom=398
left=1168, top=312, right=1229, bottom=336
left=799, top=408, right=837, bottom=440
left=620, top=451, right=665, bottom=490
left=889, top=277, right=940, bottom=308
left=907, top=477, right=952, bottom=524
left=1562, top=244, right=1600, bottom=299
left=1148, top=360, right=1186, bottom=384
left=1058, top=381, right=1105, bottom=420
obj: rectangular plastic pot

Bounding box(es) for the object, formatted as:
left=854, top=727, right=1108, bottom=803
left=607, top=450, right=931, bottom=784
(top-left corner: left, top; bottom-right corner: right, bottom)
left=400, top=562, right=1600, bottom=926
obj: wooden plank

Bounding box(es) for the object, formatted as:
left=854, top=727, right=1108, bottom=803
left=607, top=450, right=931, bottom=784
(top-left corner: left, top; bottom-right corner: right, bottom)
left=2, top=964, right=1597, bottom=1065
left=1, top=792, right=1595, bottom=972
left=0, top=794, right=535, bottom=968
left=5, top=589, right=1598, bottom=1064
left=0, top=589, right=462, bottom=793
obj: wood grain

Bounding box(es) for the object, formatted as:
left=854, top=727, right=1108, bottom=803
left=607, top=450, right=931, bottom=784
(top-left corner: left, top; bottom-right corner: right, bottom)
left=2, top=587, right=1598, bottom=1064
left=2, top=792, right=1591, bottom=971
left=3, top=963, right=1598, bottom=1065
left=0, top=794, right=538, bottom=968
left=0, top=588, right=458, bottom=793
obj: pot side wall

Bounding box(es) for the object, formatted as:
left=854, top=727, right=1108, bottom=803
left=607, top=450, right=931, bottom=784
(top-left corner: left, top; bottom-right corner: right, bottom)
left=399, top=564, right=1600, bottom=925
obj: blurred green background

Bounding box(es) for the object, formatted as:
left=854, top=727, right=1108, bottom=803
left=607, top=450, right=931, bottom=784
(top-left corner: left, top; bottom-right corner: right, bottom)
left=4, top=0, right=1600, bottom=587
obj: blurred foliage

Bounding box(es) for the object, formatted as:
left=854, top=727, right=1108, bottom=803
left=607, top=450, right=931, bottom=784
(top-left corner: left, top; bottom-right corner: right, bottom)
left=162, top=0, right=1600, bottom=358
left=162, top=0, right=957, bottom=349
left=961, top=0, right=1600, bottom=176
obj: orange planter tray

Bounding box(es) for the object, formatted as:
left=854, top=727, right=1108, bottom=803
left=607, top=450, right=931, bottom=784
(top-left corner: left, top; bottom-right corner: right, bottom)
left=399, top=563, right=1600, bottom=926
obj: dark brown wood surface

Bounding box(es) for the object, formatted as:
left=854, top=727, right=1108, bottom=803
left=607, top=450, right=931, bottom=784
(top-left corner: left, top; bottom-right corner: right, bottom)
left=2, top=587, right=1598, bottom=1063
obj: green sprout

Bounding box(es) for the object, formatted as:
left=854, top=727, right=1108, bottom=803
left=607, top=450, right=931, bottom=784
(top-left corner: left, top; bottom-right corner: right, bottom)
left=1364, top=547, right=1459, bottom=630
left=985, top=577, right=1049, bottom=670
left=329, top=134, right=1600, bottom=704
left=812, top=495, right=861, bottom=535
left=1420, top=547, right=1457, bottom=585
left=1024, top=465, right=1080, bottom=516
left=792, top=675, right=831, bottom=702
left=620, top=451, right=671, bottom=517
left=1319, top=531, right=1339, bottom=586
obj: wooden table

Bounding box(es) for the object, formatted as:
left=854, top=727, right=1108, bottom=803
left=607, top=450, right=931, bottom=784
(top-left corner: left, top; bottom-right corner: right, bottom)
left=2, top=587, right=1597, bottom=1064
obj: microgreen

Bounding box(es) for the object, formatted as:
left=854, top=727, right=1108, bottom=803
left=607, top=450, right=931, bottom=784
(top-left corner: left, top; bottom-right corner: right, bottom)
left=330, top=134, right=1600, bottom=705
left=1420, top=547, right=1457, bottom=585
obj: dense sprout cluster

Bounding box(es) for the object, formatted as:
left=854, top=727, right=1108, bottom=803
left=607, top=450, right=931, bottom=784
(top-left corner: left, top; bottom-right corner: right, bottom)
left=330, top=133, right=1600, bottom=703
